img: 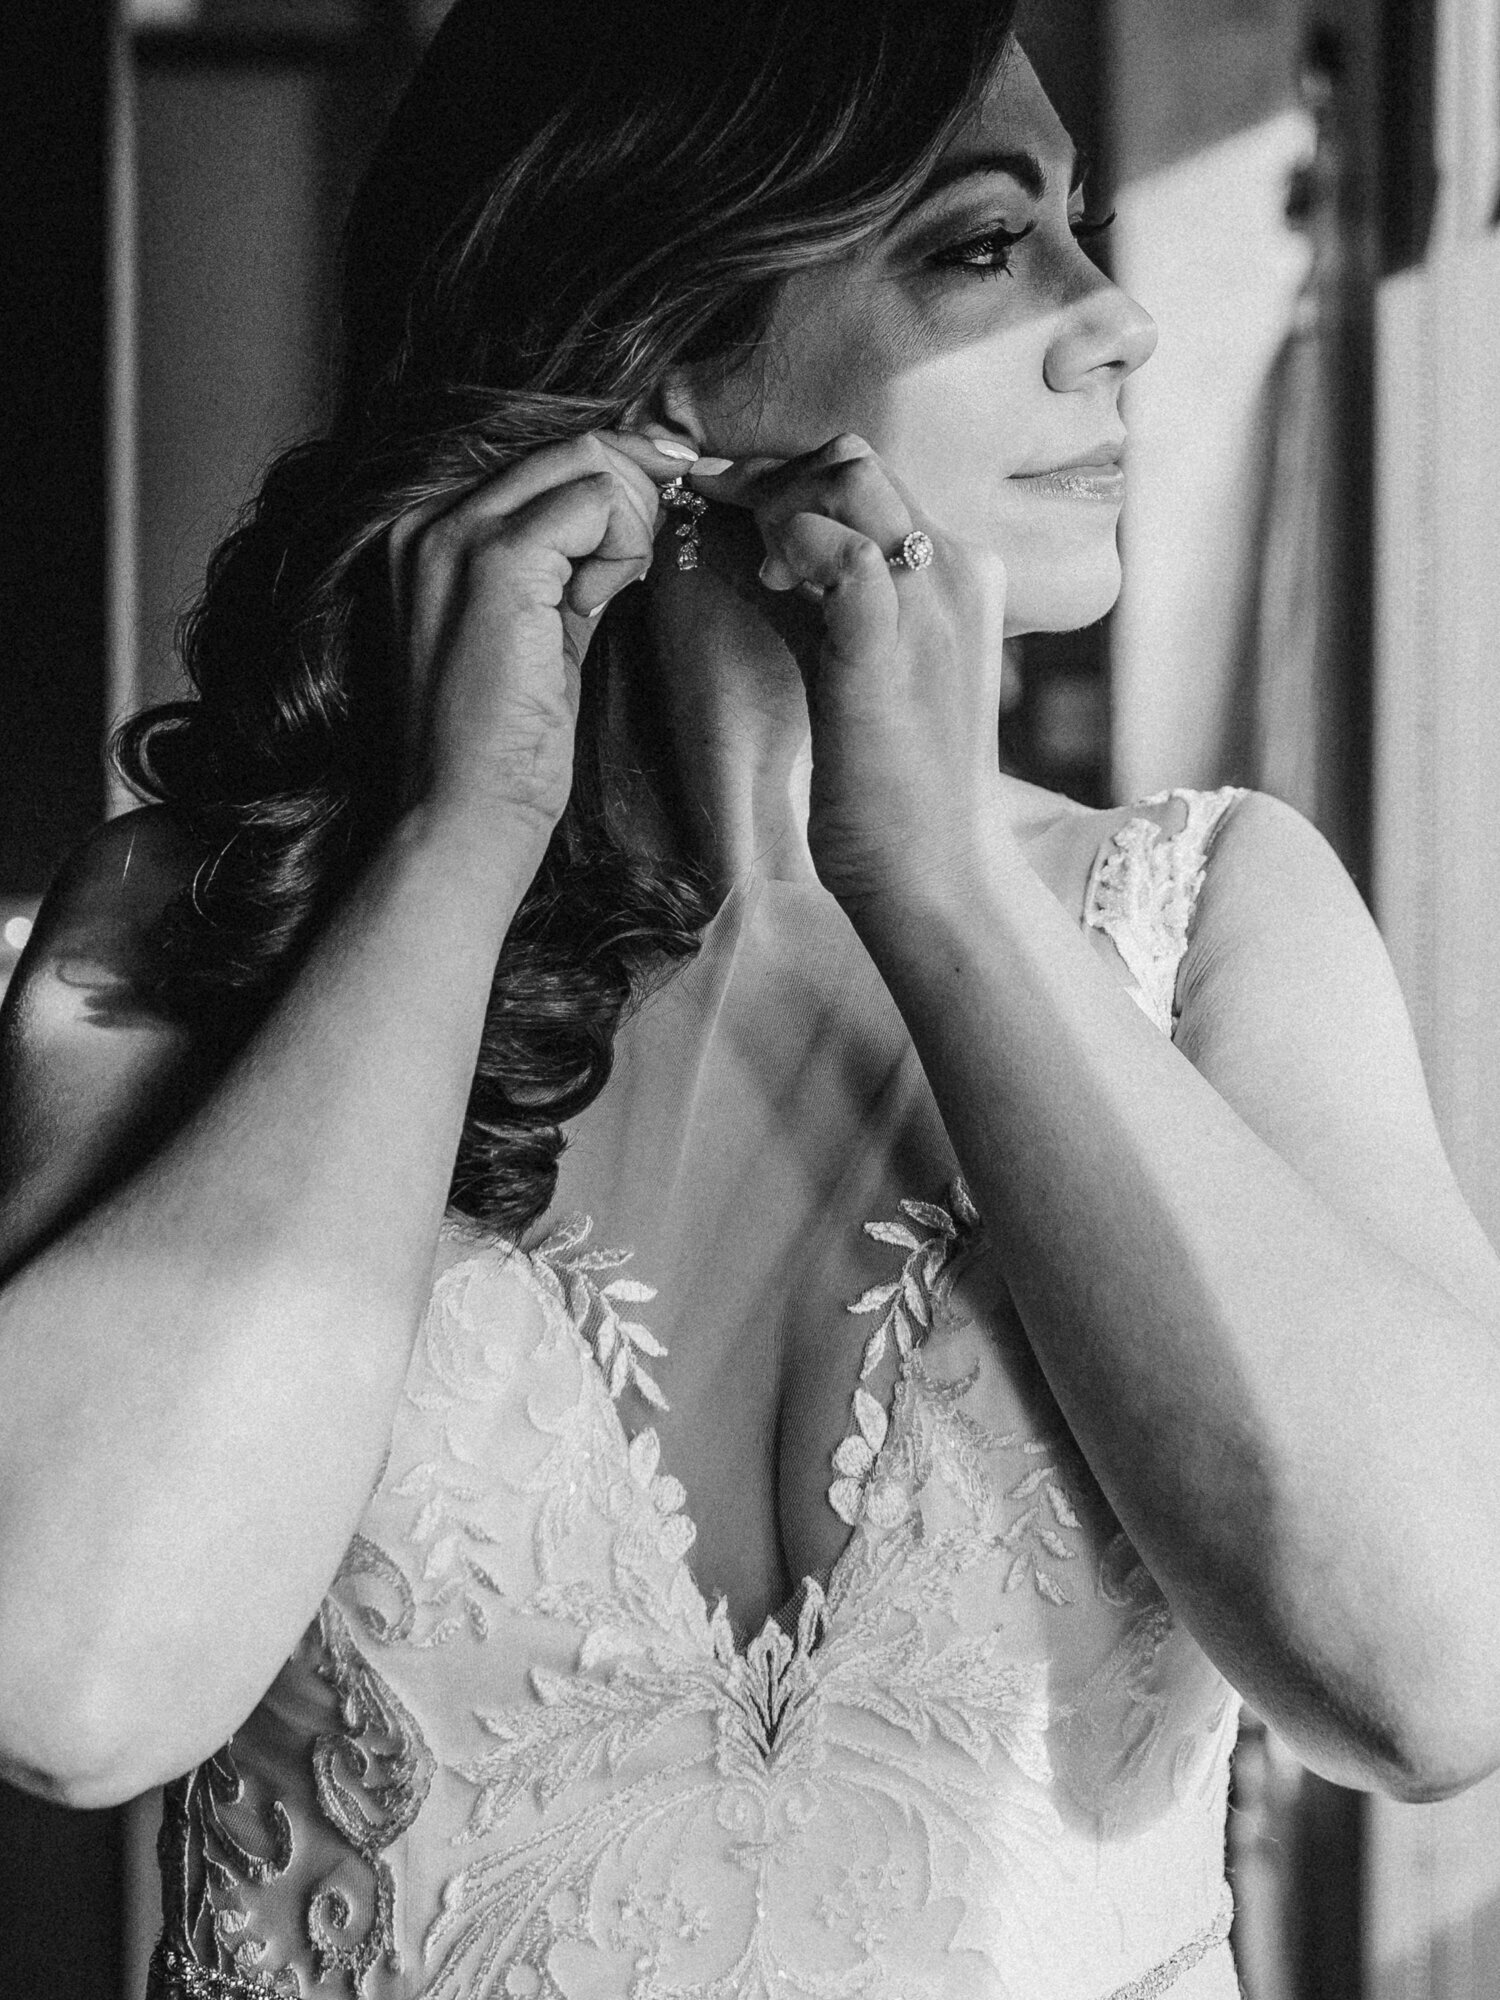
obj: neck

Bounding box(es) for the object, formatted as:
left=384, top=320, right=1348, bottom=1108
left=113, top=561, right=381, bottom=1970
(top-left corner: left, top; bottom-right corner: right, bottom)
left=609, top=533, right=1061, bottom=902
left=625, top=561, right=819, bottom=897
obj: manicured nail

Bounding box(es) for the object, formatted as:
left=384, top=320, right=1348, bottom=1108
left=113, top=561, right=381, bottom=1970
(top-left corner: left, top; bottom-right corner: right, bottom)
left=693, top=456, right=735, bottom=476
left=758, top=554, right=794, bottom=591
left=586, top=603, right=608, bottom=618
left=651, top=438, right=700, bottom=462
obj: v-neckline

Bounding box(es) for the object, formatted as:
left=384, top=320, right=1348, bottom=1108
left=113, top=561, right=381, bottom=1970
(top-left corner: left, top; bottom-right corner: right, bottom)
left=434, top=807, right=1189, bottom=1658
left=559, top=1265, right=897, bottom=1659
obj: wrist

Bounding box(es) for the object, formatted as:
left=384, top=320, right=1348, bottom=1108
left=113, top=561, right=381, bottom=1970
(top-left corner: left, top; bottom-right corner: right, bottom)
left=389, top=794, right=556, bottom=908
left=830, top=814, right=1030, bottom=944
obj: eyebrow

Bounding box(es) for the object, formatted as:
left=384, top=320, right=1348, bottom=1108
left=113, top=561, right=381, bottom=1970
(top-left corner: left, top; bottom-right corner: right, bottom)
left=906, top=143, right=1090, bottom=212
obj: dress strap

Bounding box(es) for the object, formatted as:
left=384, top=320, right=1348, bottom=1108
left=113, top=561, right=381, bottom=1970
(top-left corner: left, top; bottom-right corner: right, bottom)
left=1084, top=787, right=1248, bottom=1039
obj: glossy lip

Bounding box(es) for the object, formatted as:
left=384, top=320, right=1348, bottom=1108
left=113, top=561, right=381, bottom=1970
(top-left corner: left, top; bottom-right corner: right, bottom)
left=1011, top=440, right=1126, bottom=477
left=1008, top=442, right=1127, bottom=501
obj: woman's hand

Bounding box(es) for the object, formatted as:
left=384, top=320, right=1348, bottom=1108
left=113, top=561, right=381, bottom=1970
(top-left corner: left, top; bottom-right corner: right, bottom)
left=389, top=432, right=690, bottom=848
left=688, top=435, right=1010, bottom=910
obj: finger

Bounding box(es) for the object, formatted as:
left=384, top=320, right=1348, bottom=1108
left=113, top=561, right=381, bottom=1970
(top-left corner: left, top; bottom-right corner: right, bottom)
left=706, top=442, right=915, bottom=599
left=449, top=434, right=660, bottom=541
left=753, top=466, right=916, bottom=611
left=390, top=438, right=646, bottom=632
left=595, top=430, right=728, bottom=486
left=562, top=547, right=652, bottom=618
left=684, top=431, right=869, bottom=508
left=411, top=473, right=651, bottom=641
left=403, top=433, right=668, bottom=581
left=389, top=487, right=455, bottom=639
left=392, top=431, right=698, bottom=601
left=771, top=511, right=901, bottom=664
left=501, top=474, right=655, bottom=620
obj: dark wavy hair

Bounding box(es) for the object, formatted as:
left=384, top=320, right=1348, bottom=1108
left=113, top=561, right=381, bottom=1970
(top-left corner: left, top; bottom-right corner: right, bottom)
left=114, top=0, right=1020, bottom=1237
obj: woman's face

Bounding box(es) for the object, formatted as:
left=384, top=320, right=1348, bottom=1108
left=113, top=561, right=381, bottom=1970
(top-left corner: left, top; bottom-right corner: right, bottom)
left=678, top=43, right=1158, bottom=635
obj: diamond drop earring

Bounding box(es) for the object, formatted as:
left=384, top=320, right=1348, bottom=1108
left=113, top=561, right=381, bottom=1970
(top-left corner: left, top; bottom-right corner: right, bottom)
left=660, top=478, right=708, bottom=571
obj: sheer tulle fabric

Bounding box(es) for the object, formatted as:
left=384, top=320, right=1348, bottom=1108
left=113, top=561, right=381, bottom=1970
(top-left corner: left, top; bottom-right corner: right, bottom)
left=150, top=790, right=1247, bottom=2000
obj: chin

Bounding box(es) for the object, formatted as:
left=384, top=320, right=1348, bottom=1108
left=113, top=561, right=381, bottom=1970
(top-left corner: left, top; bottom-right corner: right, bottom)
left=1002, top=543, right=1123, bottom=636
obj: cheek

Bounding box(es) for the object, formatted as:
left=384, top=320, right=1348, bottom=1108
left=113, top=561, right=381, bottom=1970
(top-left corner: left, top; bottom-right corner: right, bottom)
left=734, top=278, right=1039, bottom=498
left=826, top=309, right=1045, bottom=535
left=712, top=283, right=1123, bottom=632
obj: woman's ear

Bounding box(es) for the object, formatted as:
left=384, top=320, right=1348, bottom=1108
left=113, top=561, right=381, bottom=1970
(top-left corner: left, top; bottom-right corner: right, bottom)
left=625, top=371, right=708, bottom=456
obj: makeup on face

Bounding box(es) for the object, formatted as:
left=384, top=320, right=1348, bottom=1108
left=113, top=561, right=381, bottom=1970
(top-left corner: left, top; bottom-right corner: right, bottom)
left=1008, top=441, right=1127, bottom=504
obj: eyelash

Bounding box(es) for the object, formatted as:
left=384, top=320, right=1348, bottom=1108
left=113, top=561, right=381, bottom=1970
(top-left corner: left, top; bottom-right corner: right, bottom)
left=932, top=209, right=1117, bottom=280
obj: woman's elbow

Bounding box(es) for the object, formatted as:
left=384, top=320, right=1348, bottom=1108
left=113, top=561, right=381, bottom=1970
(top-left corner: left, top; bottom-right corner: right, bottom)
left=0, top=1651, right=189, bottom=1810
left=1374, top=1681, right=1500, bottom=1804
left=0, top=1711, right=158, bottom=1811
left=1321, top=1628, right=1500, bottom=1802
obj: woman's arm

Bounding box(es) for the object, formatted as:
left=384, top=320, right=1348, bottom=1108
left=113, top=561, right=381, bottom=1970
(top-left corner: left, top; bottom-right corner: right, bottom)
left=0, top=798, right=541, bottom=1810
left=717, top=438, right=1500, bottom=1803
left=852, top=793, right=1500, bottom=1803
left=0, top=432, right=675, bottom=1809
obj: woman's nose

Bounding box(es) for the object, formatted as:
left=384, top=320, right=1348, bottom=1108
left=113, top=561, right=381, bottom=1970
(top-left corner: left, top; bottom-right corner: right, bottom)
left=1044, top=268, right=1158, bottom=392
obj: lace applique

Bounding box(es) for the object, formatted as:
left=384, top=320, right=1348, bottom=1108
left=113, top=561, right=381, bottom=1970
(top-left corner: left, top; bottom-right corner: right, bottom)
left=152, top=1748, right=299, bottom=1999
left=420, top=1542, right=1058, bottom=2000
left=159, top=1168, right=1248, bottom=1992
left=833, top=1182, right=1088, bottom=1609
left=362, top=1203, right=1069, bottom=1998
left=1086, top=787, right=1246, bottom=1036
left=833, top=1179, right=982, bottom=1526
left=532, top=1213, right=669, bottom=1409
left=998, top=1437, right=1086, bottom=1606
left=306, top=1595, right=437, bottom=1991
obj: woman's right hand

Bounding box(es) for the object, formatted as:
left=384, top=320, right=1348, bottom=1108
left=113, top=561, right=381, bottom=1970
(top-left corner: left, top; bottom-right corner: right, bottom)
left=388, top=431, right=692, bottom=845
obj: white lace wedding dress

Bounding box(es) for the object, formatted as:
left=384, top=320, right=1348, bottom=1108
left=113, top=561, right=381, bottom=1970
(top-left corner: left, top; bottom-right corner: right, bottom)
left=149, top=789, right=1248, bottom=2000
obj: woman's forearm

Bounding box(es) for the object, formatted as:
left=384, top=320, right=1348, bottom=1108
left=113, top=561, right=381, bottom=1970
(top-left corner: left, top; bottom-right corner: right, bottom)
left=852, top=826, right=1500, bottom=1799
left=0, top=805, right=540, bottom=1805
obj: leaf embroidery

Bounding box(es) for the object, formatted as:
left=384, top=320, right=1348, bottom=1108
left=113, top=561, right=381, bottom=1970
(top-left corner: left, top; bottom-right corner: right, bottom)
left=532, top=1217, right=670, bottom=1410
left=832, top=1181, right=979, bottom=1526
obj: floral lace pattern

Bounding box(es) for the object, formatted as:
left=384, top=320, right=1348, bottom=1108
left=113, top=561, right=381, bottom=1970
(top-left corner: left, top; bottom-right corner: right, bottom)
left=406, top=1213, right=1075, bottom=2000
left=152, top=796, right=1248, bottom=2000
left=1086, top=788, right=1247, bottom=1033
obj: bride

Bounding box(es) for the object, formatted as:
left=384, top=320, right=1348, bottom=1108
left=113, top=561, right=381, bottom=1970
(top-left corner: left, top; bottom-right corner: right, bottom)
left=2, top=1, right=1498, bottom=1994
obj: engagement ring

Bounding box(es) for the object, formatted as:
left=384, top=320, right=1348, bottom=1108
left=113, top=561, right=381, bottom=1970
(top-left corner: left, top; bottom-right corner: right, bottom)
left=887, top=530, right=934, bottom=572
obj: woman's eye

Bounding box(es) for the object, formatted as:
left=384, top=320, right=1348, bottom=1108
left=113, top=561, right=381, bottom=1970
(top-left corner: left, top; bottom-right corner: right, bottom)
left=928, top=207, right=1117, bottom=282
left=930, top=221, right=1035, bottom=279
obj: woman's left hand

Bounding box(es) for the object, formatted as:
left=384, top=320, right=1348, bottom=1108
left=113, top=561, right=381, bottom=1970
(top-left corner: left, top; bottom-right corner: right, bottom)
left=686, top=435, right=1009, bottom=911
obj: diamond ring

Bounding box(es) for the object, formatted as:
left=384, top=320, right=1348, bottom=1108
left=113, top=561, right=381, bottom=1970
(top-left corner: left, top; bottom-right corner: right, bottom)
left=887, top=530, right=934, bottom=572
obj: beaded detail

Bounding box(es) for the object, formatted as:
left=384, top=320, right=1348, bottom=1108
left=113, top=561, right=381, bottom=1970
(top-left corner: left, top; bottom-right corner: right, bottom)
left=1103, top=1884, right=1237, bottom=2000
left=147, top=1938, right=297, bottom=1999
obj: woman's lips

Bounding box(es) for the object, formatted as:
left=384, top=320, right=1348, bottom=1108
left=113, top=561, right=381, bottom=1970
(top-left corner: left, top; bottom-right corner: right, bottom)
left=1008, top=461, right=1126, bottom=502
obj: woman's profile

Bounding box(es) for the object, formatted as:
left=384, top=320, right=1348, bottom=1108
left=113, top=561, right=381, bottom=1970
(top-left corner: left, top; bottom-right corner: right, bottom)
left=1, top=2, right=1498, bottom=1995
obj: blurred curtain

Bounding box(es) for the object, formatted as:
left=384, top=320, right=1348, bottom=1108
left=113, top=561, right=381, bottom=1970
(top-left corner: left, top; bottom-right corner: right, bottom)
left=1218, top=30, right=1375, bottom=2000
left=1228, top=29, right=1374, bottom=889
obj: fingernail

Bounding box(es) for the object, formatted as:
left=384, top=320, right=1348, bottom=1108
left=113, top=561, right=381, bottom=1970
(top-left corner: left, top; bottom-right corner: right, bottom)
left=586, top=603, right=608, bottom=618
left=651, top=438, right=700, bottom=463
left=758, top=554, right=793, bottom=592
left=693, top=456, right=735, bottom=476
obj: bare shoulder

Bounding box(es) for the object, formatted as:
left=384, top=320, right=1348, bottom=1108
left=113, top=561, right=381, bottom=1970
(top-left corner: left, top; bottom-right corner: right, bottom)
left=1003, top=776, right=1138, bottom=922
left=1171, top=791, right=1500, bottom=1318
left=1180, top=788, right=1381, bottom=1039
left=1013, top=779, right=1299, bottom=936
left=0, top=808, right=206, bottom=1272
left=20, top=805, right=198, bottom=977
